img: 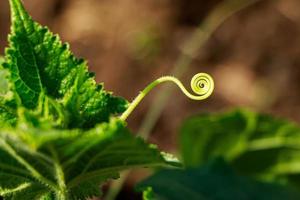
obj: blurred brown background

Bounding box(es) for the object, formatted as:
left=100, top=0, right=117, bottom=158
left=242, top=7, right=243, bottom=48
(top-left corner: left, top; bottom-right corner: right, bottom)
left=1, top=0, right=300, bottom=199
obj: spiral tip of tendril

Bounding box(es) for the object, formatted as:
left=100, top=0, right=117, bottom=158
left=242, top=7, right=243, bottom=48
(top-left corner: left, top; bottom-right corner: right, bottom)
left=190, top=73, right=214, bottom=98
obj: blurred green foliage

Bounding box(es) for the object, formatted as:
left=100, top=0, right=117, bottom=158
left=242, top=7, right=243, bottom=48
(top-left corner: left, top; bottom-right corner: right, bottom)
left=180, top=109, right=300, bottom=185
left=137, top=159, right=300, bottom=200
left=138, top=109, right=300, bottom=199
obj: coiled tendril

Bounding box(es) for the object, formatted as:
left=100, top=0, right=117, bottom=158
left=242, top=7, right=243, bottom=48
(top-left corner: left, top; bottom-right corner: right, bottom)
left=120, top=73, right=214, bottom=121
left=190, top=73, right=214, bottom=99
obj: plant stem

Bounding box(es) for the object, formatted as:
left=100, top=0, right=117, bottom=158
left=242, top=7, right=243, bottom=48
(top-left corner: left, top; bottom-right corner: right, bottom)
left=120, top=74, right=214, bottom=121
left=56, top=192, right=68, bottom=200
left=49, top=146, right=68, bottom=200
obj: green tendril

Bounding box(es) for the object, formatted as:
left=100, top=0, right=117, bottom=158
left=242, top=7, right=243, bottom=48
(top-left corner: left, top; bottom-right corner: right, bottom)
left=120, top=73, right=214, bottom=121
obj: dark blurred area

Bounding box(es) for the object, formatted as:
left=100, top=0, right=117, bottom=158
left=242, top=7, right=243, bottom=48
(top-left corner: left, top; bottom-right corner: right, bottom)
left=1, top=0, right=300, bottom=199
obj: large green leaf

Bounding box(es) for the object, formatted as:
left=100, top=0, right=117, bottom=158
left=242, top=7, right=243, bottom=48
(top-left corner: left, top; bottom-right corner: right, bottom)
left=180, top=109, right=300, bottom=184
left=137, top=159, right=300, bottom=200
left=4, top=0, right=128, bottom=128
left=0, top=119, right=177, bottom=200
left=0, top=0, right=180, bottom=199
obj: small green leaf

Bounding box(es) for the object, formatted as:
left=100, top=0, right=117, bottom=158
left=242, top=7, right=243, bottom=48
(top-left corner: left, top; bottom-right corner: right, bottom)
left=0, top=119, right=177, bottom=199
left=137, top=159, right=300, bottom=200
left=180, top=109, right=300, bottom=185
left=4, top=0, right=128, bottom=128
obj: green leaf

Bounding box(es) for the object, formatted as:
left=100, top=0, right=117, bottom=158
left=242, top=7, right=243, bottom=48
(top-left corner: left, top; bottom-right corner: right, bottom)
left=0, top=105, right=17, bottom=126
left=180, top=109, right=300, bottom=184
left=0, top=58, right=17, bottom=126
left=0, top=56, right=10, bottom=97
left=4, top=0, right=128, bottom=128
left=0, top=119, right=177, bottom=199
left=137, top=159, right=300, bottom=200
left=0, top=67, right=9, bottom=95
left=0, top=56, right=4, bottom=66
left=142, top=187, right=156, bottom=200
